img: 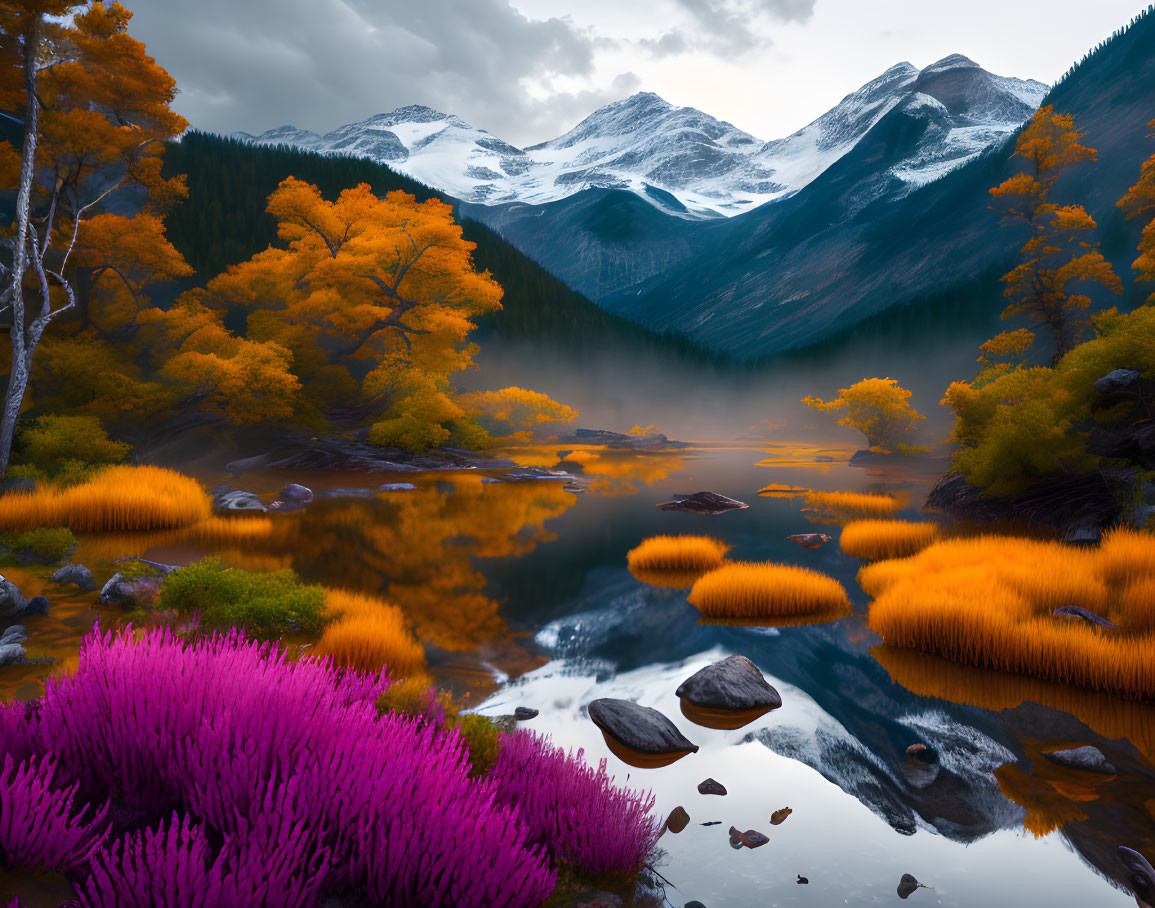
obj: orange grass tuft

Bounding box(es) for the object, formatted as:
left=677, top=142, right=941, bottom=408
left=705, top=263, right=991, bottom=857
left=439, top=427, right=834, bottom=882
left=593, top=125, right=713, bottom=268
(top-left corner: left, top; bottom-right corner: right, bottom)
left=804, top=490, right=903, bottom=520
left=190, top=516, right=276, bottom=544
left=627, top=534, right=731, bottom=572
left=757, top=484, right=811, bottom=496
left=688, top=561, right=850, bottom=621
left=864, top=531, right=1155, bottom=699
left=839, top=520, right=939, bottom=560
left=311, top=588, right=425, bottom=678
left=0, top=466, right=210, bottom=533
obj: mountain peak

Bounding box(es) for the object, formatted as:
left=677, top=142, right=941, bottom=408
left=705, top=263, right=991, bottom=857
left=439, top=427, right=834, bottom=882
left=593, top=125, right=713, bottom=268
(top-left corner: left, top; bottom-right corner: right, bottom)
left=922, top=54, right=981, bottom=74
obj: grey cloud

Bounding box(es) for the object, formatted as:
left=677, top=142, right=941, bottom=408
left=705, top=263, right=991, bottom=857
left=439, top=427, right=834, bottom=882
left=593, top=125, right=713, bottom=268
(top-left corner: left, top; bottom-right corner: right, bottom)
left=668, top=0, right=818, bottom=54
left=124, top=0, right=626, bottom=145
left=640, top=30, right=691, bottom=58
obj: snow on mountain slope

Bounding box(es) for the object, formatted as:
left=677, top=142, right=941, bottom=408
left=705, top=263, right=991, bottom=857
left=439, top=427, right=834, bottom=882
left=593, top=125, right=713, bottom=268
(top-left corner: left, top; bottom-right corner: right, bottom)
left=233, top=56, right=1046, bottom=219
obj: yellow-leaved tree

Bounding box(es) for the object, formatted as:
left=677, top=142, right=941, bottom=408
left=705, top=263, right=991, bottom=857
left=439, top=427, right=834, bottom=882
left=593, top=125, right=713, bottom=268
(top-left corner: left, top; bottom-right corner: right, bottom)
left=802, top=378, right=926, bottom=454
left=1118, top=117, right=1155, bottom=302
left=989, top=106, right=1122, bottom=363
left=206, top=178, right=573, bottom=450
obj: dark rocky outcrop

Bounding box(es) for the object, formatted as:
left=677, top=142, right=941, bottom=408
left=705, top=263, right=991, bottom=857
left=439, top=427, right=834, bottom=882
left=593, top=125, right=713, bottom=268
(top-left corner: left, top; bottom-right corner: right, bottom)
left=1052, top=606, right=1117, bottom=628
left=728, top=827, right=768, bottom=849
left=665, top=806, right=690, bottom=834
left=554, top=428, right=689, bottom=451
left=278, top=483, right=314, bottom=503
left=226, top=438, right=516, bottom=474
left=587, top=698, right=698, bottom=757
left=897, top=873, right=923, bottom=899
left=0, top=574, right=27, bottom=620
left=658, top=491, right=748, bottom=514
left=513, top=706, right=539, bottom=721
left=676, top=655, right=782, bottom=712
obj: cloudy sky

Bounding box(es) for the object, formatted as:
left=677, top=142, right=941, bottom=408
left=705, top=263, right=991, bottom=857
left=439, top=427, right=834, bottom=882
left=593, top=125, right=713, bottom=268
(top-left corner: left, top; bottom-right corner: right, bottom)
left=126, top=0, right=1148, bottom=146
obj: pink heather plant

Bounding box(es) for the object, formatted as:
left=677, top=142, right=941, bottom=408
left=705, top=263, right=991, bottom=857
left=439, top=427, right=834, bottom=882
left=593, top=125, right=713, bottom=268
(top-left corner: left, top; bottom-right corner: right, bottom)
left=0, top=628, right=565, bottom=907
left=0, top=754, right=108, bottom=872
left=491, top=731, right=662, bottom=874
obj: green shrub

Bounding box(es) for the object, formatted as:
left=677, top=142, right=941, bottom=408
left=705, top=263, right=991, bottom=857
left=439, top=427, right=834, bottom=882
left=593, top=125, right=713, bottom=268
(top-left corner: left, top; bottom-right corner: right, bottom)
left=5, top=464, right=45, bottom=483
left=7, top=526, right=77, bottom=563
left=158, top=558, right=328, bottom=639
left=11, top=415, right=131, bottom=481
left=456, top=713, right=503, bottom=776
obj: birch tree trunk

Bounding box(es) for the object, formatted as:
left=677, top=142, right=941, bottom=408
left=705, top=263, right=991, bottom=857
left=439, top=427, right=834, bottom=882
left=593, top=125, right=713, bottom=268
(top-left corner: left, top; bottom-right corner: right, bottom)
left=0, top=17, right=40, bottom=479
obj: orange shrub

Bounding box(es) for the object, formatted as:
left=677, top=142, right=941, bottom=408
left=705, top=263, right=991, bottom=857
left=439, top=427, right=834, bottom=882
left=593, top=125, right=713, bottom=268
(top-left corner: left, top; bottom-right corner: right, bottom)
left=864, top=530, right=1155, bottom=699
left=757, top=484, right=810, bottom=496
left=627, top=534, right=731, bottom=572
left=312, top=588, right=425, bottom=678
left=839, top=520, right=939, bottom=560
left=688, top=562, right=850, bottom=621
left=0, top=465, right=210, bottom=532
left=804, top=490, right=903, bottom=520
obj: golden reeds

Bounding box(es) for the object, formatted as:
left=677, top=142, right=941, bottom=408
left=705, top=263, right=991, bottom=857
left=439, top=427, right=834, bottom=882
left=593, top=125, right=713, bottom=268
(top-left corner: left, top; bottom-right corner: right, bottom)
left=864, top=530, right=1155, bottom=699
left=0, top=466, right=210, bottom=533
left=839, top=520, right=940, bottom=560
left=757, top=484, right=811, bottom=496
left=312, top=588, right=425, bottom=678
left=688, top=561, right=851, bottom=620
left=627, top=534, right=731, bottom=572
left=804, top=490, right=903, bottom=519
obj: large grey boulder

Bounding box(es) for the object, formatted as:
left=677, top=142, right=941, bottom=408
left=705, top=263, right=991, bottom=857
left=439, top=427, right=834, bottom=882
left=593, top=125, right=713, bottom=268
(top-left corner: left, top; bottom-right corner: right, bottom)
left=211, top=486, right=266, bottom=514
left=0, top=574, right=26, bottom=619
left=0, top=625, right=26, bottom=646
left=1043, top=745, right=1116, bottom=775
left=587, top=698, right=698, bottom=756
left=0, top=642, right=26, bottom=666
left=51, top=563, right=96, bottom=592
left=676, top=655, right=782, bottom=712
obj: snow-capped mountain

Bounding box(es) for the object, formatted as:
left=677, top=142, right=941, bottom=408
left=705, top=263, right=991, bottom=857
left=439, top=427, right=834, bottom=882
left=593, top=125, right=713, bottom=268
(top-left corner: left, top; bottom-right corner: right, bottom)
left=234, top=55, right=1045, bottom=219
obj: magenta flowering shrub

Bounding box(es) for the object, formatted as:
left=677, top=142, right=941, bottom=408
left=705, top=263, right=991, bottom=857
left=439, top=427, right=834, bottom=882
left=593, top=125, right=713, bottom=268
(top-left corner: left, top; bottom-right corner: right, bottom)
left=0, top=628, right=559, bottom=908
left=0, top=754, right=108, bottom=872
left=491, top=731, right=662, bottom=873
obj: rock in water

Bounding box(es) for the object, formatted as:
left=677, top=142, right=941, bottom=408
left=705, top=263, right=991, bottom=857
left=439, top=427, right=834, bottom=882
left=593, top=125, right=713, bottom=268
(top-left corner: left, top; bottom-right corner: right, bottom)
left=1043, top=745, right=1116, bottom=775
left=99, top=559, right=177, bottom=609
left=905, top=743, right=939, bottom=764
left=587, top=698, right=698, bottom=767
left=697, top=778, right=727, bottom=796
left=665, top=806, right=690, bottom=834
left=211, top=486, right=266, bottom=513
left=657, top=491, right=749, bottom=515
left=728, top=827, right=768, bottom=850
left=513, top=706, right=539, bottom=721
left=677, top=654, right=782, bottom=712
left=277, top=483, right=313, bottom=503
left=378, top=482, right=418, bottom=492
left=0, top=642, right=26, bottom=666
left=796, top=875, right=808, bottom=885
left=0, top=574, right=26, bottom=619
left=1053, top=605, right=1117, bottom=628
left=50, top=564, right=96, bottom=592
left=1118, top=846, right=1155, bottom=905
left=0, top=625, right=26, bottom=646
left=770, top=807, right=792, bottom=825
left=897, top=874, right=922, bottom=899
left=786, top=533, right=832, bottom=549
left=684, top=902, right=708, bottom=908
left=22, top=596, right=49, bottom=616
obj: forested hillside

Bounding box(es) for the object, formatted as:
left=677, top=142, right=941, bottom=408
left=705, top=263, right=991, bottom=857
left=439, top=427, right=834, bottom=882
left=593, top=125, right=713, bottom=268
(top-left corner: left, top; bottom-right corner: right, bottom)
left=162, top=132, right=708, bottom=354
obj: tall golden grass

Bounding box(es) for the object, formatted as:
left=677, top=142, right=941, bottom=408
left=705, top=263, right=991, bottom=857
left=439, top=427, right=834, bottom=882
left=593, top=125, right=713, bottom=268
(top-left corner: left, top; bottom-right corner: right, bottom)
left=0, top=466, right=210, bottom=533
left=627, top=534, right=731, bottom=572
left=804, top=490, right=903, bottom=519
left=312, top=588, right=425, bottom=678
left=864, top=529, right=1155, bottom=699
left=688, top=562, right=851, bottom=621
left=839, top=520, right=939, bottom=560
left=757, top=484, right=810, bottom=496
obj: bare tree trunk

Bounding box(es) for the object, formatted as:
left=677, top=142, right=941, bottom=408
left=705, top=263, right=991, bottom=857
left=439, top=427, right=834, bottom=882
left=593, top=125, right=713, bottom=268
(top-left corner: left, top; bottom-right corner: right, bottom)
left=0, top=18, right=40, bottom=479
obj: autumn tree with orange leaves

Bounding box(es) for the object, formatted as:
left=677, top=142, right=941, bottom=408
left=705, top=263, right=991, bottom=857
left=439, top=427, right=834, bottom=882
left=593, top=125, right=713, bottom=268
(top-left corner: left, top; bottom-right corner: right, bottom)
left=0, top=1, right=191, bottom=474
left=989, top=105, right=1122, bottom=362
left=1118, top=118, right=1155, bottom=302
left=207, top=177, right=575, bottom=451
